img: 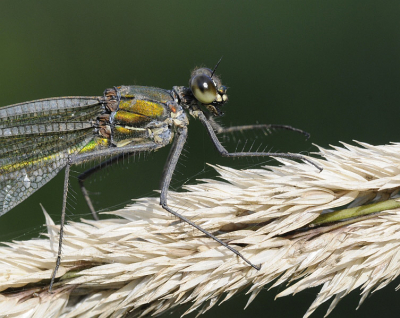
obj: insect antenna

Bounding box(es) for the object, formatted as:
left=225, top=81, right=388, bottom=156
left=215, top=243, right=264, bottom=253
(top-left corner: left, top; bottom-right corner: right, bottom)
left=211, top=56, right=223, bottom=77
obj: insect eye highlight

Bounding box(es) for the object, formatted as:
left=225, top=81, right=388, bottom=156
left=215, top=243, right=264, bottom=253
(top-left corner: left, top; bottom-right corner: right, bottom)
left=190, top=74, right=217, bottom=104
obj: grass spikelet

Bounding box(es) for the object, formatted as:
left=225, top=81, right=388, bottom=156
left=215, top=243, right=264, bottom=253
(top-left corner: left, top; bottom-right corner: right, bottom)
left=1, top=141, right=400, bottom=317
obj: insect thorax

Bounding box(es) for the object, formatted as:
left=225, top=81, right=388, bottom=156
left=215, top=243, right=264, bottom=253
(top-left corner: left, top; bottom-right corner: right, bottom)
left=88, top=86, right=190, bottom=151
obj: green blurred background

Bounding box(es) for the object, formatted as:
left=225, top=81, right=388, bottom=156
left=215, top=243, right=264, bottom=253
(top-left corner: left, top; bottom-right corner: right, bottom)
left=0, top=1, right=399, bottom=317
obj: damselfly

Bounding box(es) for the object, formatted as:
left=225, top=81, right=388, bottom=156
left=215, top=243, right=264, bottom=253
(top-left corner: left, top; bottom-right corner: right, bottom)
left=0, top=61, right=321, bottom=291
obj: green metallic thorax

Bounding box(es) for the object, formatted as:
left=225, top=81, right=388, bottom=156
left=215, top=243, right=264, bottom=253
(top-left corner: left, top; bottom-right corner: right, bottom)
left=79, top=86, right=174, bottom=153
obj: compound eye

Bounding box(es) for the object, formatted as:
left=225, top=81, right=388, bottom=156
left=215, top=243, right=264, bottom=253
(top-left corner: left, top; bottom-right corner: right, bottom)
left=190, top=74, right=217, bottom=104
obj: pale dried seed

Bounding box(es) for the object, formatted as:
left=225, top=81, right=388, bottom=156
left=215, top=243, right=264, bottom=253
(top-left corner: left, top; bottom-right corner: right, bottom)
left=1, top=142, right=400, bottom=317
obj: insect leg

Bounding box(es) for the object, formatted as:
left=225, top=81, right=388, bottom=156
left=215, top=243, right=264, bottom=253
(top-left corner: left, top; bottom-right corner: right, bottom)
left=209, top=117, right=310, bottom=139
left=78, top=153, right=128, bottom=221
left=197, top=111, right=322, bottom=171
left=159, top=127, right=261, bottom=270
left=49, top=156, right=71, bottom=293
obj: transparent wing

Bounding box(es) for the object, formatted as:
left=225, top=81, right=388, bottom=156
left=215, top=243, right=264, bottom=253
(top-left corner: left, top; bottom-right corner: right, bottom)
left=0, top=97, right=103, bottom=215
